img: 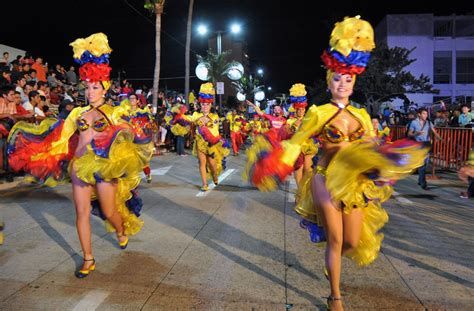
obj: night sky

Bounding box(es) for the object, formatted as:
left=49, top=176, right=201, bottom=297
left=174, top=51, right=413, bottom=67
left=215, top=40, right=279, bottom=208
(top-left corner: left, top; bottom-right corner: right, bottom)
left=1, top=0, right=472, bottom=94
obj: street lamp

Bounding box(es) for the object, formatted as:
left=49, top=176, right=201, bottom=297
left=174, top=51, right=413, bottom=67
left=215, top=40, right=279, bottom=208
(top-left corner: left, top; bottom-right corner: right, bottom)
left=197, top=23, right=242, bottom=55
left=257, top=68, right=264, bottom=76
left=196, top=22, right=243, bottom=113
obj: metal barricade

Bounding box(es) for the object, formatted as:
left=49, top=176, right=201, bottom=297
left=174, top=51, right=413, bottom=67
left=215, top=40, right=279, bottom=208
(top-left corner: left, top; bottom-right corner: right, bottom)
left=390, top=125, right=473, bottom=176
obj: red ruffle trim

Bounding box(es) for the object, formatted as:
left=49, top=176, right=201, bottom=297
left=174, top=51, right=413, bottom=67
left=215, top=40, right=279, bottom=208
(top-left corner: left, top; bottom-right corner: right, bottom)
left=293, top=102, right=307, bottom=109
left=199, top=97, right=214, bottom=104
left=79, top=63, right=111, bottom=82
left=9, top=121, right=78, bottom=182
left=250, top=129, right=294, bottom=186
left=198, top=126, right=221, bottom=145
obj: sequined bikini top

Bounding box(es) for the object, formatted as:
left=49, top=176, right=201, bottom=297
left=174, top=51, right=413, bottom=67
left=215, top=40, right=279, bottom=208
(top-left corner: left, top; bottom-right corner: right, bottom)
left=319, top=101, right=365, bottom=144
left=76, top=104, right=112, bottom=132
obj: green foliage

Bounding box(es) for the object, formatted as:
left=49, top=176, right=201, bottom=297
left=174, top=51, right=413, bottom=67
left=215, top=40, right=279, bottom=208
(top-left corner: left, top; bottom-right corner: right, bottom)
left=196, top=50, right=239, bottom=84
left=144, top=0, right=165, bottom=13
left=231, top=74, right=264, bottom=101
left=354, top=43, right=439, bottom=110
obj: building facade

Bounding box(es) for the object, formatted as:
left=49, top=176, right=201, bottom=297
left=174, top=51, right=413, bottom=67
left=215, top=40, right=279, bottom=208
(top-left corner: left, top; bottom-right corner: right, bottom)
left=375, top=14, right=474, bottom=111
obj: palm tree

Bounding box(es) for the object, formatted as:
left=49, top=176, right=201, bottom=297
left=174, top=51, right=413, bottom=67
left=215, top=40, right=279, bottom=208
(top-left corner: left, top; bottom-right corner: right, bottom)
left=184, top=0, right=195, bottom=108
left=196, top=50, right=242, bottom=84
left=144, top=0, right=166, bottom=109
left=231, top=74, right=264, bottom=102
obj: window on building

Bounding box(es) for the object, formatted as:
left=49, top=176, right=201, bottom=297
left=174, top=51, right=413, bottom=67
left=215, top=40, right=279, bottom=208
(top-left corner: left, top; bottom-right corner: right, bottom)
left=455, top=96, right=473, bottom=105
left=455, top=19, right=474, bottom=37
left=434, top=51, right=452, bottom=84
left=434, top=20, right=453, bottom=37
left=456, top=51, right=474, bottom=84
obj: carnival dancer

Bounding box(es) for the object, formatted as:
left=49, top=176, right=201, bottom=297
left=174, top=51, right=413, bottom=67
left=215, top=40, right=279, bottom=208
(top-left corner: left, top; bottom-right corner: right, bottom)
left=372, top=116, right=392, bottom=144
left=247, top=113, right=263, bottom=142
left=284, top=83, right=319, bottom=188
left=183, top=83, right=229, bottom=191
left=7, top=33, right=153, bottom=278
left=165, top=103, right=191, bottom=156
left=246, top=100, right=287, bottom=130
left=243, top=17, right=428, bottom=310
left=120, top=93, right=156, bottom=183
left=226, top=109, right=247, bottom=156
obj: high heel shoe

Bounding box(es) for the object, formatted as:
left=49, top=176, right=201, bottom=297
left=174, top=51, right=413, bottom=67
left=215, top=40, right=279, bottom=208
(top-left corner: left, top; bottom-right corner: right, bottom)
left=213, top=178, right=219, bottom=186
left=323, top=266, right=329, bottom=281
left=200, top=184, right=209, bottom=191
left=75, top=258, right=96, bottom=279
left=117, top=232, right=129, bottom=249
left=326, top=296, right=342, bottom=310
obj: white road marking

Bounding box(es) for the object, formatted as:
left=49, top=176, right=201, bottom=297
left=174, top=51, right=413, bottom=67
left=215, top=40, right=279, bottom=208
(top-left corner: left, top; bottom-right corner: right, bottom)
left=392, top=191, right=413, bottom=205
left=196, top=169, right=236, bottom=197
left=287, top=179, right=297, bottom=202
left=287, top=192, right=295, bottom=203
left=72, top=290, right=109, bottom=311
left=150, top=166, right=172, bottom=176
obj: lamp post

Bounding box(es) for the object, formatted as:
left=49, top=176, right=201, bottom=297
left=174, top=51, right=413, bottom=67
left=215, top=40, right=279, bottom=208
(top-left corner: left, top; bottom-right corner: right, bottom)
left=197, top=23, right=242, bottom=113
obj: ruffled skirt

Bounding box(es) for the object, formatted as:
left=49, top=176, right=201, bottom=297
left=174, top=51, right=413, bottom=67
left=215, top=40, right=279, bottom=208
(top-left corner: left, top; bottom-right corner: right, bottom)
left=192, top=131, right=230, bottom=180
left=295, top=140, right=428, bottom=266
left=8, top=119, right=153, bottom=236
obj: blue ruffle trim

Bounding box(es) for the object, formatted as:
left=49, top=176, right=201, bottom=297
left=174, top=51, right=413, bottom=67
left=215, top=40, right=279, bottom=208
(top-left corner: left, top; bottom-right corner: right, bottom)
left=74, top=51, right=110, bottom=65
left=290, top=95, right=307, bottom=103
left=198, top=93, right=214, bottom=99
left=328, top=48, right=371, bottom=67
left=300, top=219, right=326, bottom=243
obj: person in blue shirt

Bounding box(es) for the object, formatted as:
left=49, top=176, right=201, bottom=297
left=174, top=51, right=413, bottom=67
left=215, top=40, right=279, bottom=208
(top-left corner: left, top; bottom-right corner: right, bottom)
left=408, top=107, right=443, bottom=189
left=458, top=104, right=473, bottom=127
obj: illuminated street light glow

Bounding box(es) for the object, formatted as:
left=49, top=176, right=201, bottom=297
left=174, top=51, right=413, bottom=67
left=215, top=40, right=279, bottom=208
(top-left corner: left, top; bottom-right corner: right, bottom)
left=197, top=24, right=208, bottom=35
left=230, top=23, right=241, bottom=34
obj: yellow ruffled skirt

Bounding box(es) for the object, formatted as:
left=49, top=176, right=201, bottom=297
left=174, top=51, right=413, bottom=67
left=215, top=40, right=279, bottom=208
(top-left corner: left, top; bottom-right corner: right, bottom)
left=171, top=124, right=190, bottom=137
left=193, top=134, right=230, bottom=180
left=296, top=140, right=428, bottom=266
left=72, top=129, right=153, bottom=236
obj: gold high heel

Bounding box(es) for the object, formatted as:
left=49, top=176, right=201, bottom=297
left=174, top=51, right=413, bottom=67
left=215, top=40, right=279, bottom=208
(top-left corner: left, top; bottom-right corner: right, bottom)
left=75, top=258, right=96, bottom=279
left=200, top=184, right=209, bottom=191
left=117, top=232, right=129, bottom=249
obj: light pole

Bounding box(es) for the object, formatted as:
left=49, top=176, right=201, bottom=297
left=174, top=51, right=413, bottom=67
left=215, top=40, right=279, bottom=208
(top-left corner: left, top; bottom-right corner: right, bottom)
left=197, top=23, right=242, bottom=114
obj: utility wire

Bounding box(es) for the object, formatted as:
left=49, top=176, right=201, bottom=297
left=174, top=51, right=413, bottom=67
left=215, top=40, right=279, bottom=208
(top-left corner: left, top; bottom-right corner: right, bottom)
left=122, top=0, right=200, bottom=55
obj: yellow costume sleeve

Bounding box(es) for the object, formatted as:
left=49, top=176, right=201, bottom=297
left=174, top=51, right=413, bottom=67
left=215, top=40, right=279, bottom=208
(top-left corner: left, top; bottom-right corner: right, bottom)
left=111, top=105, right=131, bottom=124
left=183, top=111, right=200, bottom=123
left=281, top=105, right=322, bottom=166
left=48, top=107, right=81, bottom=156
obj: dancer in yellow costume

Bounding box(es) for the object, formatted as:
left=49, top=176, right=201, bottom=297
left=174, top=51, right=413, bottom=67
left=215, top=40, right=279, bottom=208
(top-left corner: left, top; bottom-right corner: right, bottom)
left=120, top=93, right=156, bottom=182
left=183, top=83, right=230, bottom=191
left=243, top=17, right=428, bottom=309
left=284, top=83, right=319, bottom=188
left=247, top=113, right=263, bottom=142
left=164, top=103, right=191, bottom=156
left=226, top=109, right=247, bottom=156
left=7, top=33, right=153, bottom=279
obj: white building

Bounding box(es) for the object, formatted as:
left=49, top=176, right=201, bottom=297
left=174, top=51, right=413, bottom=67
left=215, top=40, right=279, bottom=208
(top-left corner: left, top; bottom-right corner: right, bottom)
left=375, top=14, right=474, bottom=111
